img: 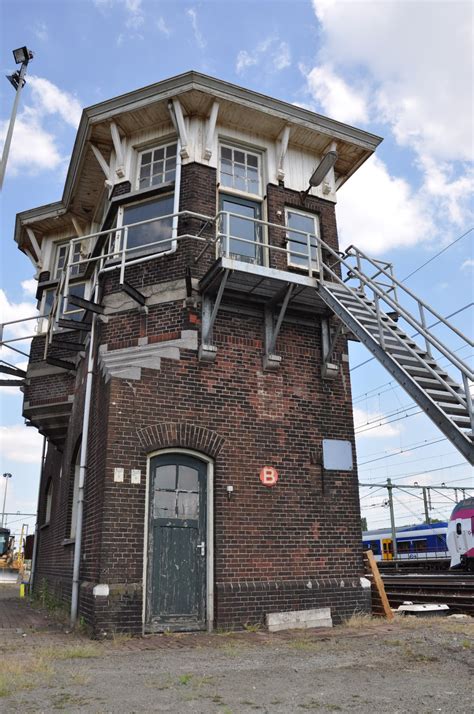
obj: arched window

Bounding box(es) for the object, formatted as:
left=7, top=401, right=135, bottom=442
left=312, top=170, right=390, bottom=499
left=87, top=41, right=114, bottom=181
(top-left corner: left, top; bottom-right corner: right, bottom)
left=44, top=479, right=53, bottom=524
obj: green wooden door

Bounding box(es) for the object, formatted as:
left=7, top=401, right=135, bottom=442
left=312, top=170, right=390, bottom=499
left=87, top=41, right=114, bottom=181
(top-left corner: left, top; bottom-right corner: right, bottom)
left=147, top=454, right=207, bottom=631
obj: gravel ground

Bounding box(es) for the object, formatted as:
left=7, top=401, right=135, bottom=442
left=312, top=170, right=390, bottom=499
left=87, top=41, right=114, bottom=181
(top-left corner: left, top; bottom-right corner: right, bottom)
left=1, top=586, right=473, bottom=713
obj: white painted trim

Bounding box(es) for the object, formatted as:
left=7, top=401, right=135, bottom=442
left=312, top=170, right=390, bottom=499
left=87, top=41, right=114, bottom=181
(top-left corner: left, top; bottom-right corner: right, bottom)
left=143, top=448, right=214, bottom=633
left=203, top=101, right=219, bottom=161
left=284, top=206, right=320, bottom=271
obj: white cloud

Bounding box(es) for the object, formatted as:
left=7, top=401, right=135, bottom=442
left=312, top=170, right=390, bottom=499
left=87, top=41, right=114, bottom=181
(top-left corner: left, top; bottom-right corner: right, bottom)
left=0, top=76, right=81, bottom=178
left=354, top=406, right=401, bottom=439
left=187, top=8, right=206, bottom=50
left=33, top=21, right=48, bottom=41
left=28, top=76, right=82, bottom=128
left=461, top=259, right=474, bottom=271
left=304, top=64, right=369, bottom=124
left=236, top=36, right=291, bottom=75
left=336, top=155, right=434, bottom=254
left=308, top=0, right=473, bottom=235
left=21, top=279, right=37, bottom=297
left=124, top=0, right=144, bottom=29
left=0, top=424, right=43, bottom=464
left=157, top=17, right=171, bottom=37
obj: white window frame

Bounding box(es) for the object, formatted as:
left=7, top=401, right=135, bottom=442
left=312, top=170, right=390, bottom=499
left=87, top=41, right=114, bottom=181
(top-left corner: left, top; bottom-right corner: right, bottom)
left=285, top=207, right=320, bottom=272
left=219, top=142, right=263, bottom=198
left=44, top=479, right=53, bottom=525
left=135, top=140, right=178, bottom=192
left=53, top=240, right=82, bottom=280
left=114, top=193, right=177, bottom=259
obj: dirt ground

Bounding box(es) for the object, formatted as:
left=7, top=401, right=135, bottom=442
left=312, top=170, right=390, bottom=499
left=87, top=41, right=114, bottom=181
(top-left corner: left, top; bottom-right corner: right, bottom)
left=1, top=584, right=473, bottom=713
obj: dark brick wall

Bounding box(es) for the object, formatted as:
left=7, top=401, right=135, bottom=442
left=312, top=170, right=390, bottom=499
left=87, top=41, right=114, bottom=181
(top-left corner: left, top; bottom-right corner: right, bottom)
left=31, top=162, right=366, bottom=634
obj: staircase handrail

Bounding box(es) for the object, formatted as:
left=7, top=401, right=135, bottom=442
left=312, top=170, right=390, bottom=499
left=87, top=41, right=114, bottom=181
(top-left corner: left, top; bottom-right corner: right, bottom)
left=317, top=261, right=470, bottom=412
left=339, top=252, right=473, bottom=381
left=344, top=244, right=473, bottom=349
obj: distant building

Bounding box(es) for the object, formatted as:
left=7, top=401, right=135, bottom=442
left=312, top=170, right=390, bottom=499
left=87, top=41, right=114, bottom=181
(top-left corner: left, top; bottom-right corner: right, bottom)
left=11, top=72, right=471, bottom=635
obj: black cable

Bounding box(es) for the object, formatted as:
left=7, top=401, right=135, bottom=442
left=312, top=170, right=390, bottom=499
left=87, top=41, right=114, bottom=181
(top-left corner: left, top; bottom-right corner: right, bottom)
left=402, top=227, right=473, bottom=281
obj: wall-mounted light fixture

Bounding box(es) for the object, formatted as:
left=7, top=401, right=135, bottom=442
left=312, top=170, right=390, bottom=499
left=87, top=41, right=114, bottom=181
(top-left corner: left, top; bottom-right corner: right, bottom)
left=300, top=150, right=338, bottom=204
left=226, top=485, right=234, bottom=500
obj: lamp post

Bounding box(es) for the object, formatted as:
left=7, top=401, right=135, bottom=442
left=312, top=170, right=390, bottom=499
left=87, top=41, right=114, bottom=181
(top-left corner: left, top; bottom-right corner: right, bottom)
left=0, top=46, right=34, bottom=191
left=1, top=473, right=12, bottom=527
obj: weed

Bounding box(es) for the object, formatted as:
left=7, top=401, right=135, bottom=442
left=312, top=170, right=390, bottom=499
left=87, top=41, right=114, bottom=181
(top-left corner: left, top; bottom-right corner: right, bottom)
left=289, top=638, right=321, bottom=651
left=403, top=647, right=439, bottom=663
left=243, top=622, right=262, bottom=633
left=178, top=673, right=193, bottom=685
left=0, top=655, right=53, bottom=698
left=461, top=639, right=472, bottom=649
left=344, top=613, right=386, bottom=629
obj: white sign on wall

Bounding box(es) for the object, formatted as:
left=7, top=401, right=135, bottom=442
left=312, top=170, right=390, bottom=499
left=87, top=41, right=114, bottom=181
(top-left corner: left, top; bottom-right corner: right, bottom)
left=322, top=440, right=353, bottom=471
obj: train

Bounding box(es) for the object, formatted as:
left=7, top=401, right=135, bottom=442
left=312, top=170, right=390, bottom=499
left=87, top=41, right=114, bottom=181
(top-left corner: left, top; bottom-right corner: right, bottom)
left=446, top=497, right=474, bottom=571
left=362, top=522, right=448, bottom=561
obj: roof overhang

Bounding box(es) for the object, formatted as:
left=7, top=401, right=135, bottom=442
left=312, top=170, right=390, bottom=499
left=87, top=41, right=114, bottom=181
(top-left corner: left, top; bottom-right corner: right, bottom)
left=15, top=70, right=383, bottom=256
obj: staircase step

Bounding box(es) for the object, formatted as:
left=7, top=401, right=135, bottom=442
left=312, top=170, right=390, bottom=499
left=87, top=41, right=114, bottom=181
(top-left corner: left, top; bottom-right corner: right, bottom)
left=426, top=389, right=464, bottom=403
left=437, top=402, right=469, bottom=415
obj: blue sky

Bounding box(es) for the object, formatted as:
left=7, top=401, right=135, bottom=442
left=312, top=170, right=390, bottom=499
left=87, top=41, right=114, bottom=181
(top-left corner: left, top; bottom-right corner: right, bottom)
left=0, top=0, right=473, bottom=537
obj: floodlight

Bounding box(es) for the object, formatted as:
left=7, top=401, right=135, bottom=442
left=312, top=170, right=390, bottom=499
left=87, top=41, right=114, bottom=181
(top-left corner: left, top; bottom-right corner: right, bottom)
left=6, top=72, right=21, bottom=91
left=308, top=150, right=338, bottom=188
left=13, top=46, right=33, bottom=65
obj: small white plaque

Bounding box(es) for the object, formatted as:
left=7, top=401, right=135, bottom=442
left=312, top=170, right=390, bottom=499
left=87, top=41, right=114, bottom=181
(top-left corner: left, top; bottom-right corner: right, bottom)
left=322, top=439, right=353, bottom=471
left=114, top=467, right=124, bottom=483
left=131, top=469, right=141, bottom=485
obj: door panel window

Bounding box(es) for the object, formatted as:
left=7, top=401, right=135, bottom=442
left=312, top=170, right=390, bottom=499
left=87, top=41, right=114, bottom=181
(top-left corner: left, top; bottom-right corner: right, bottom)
left=220, top=195, right=262, bottom=264
left=285, top=209, right=319, bottom=270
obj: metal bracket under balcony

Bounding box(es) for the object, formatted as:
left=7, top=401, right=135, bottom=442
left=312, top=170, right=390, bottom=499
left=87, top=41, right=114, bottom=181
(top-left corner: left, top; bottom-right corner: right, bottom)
left=199, top=269, right=230, bottom=362
left=263, top=284, right=294, bottom=370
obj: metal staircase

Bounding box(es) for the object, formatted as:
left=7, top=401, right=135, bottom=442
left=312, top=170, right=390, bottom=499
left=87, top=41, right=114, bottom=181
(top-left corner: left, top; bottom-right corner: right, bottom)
left=316, top=245, right=474, bottom=465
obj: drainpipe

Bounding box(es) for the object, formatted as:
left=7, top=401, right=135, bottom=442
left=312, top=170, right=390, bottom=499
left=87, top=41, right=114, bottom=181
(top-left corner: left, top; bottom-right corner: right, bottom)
left=70, top=285, right=99, bottom=627
left=30, top=435, right=47, bottom=592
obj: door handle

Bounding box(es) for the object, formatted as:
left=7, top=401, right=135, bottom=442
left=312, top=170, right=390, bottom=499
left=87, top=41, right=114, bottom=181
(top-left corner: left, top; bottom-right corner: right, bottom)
left=197, top=541, right=205, bottom=556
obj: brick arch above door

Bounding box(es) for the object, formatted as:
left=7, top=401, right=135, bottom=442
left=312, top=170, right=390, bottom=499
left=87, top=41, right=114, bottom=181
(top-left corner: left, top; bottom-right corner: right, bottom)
left=136, top=422, right=225, bottom=459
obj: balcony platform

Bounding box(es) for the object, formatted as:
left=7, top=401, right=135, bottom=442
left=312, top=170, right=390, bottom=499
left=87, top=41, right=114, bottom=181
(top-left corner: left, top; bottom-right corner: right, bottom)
left=199, top=256, right=330, bottom=314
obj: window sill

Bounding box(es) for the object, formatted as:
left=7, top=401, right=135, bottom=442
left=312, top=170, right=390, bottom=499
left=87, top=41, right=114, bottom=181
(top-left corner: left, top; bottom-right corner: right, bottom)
left=62, top=538, right=75, bottom=546
left=39, top=522, right=50, bottom=530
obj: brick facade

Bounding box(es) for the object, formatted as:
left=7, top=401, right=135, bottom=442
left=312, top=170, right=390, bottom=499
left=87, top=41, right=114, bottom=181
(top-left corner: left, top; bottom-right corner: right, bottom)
left=31, top=164, right=368, bottom=635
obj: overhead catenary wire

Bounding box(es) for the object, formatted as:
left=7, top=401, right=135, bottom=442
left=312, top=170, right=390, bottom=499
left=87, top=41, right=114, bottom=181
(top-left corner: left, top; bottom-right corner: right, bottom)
left=401, top=227, right=473, bottom=281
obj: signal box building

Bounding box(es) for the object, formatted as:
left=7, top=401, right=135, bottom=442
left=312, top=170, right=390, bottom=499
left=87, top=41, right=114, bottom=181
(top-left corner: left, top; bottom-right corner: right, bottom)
left=12, top=71, right=470, bottom=635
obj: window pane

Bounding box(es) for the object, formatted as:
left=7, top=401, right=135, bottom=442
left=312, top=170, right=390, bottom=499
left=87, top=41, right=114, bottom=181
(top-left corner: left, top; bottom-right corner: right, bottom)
left=234, top=150, right=245, bottom=164
left=155, top=465, right=176, bottom=490
left=247, top=154, right=258, bottom=168
left=152, top=160, right=164, bottom=175
left=154, top=491, right=176, bottom=519
left=178, top=465, right=199, bottom=491
left=124, top=195, right=174, bottom=251
left=177, top=492, right=199, bottom=519
left=166, top=143, right=177, bottom=157
left=140, top=165, right=151, bottom=179
left=65, top=283, right=86, bottom=320
left=221, top=146, right=232, bottom=160
left=142, top=152, right=152, bottom=165
left=164, top=170, right=176, bottom=183
left=153, top=148, right=164, bottom=161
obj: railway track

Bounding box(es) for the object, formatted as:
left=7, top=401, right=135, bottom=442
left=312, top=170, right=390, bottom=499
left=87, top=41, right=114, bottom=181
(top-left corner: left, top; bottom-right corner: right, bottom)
left=381, top=573, right=474, bottom=615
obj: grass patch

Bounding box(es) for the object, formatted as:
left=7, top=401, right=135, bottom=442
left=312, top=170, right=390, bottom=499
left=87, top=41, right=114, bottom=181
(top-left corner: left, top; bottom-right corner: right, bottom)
left=343, top=613, right=388, bottom=629
left=40, top=644, right=101, bottom=660
left=0, top=655, right=53, bottom=698
left=289, top=637, right=323, bottom=651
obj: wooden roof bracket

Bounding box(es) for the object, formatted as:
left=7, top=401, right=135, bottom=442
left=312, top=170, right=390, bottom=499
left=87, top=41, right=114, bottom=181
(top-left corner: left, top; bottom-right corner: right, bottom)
left=199, top=269, right=230, bottom=362
left=169, top=98, right=189, bottom=159
left=90, top=143, right=113, bottom=188
left=202, top=101, right=219, bottom=161
left=276, top=125, right=291, bottom=182
left=109, top=121, right=127, bottom=180
left=263, top=283, right=293, bottom=371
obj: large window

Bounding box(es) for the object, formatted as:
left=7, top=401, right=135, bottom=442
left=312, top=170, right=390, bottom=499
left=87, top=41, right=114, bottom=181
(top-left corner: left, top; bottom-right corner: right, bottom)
left=137, top=142, right=177, bottom=190
left=285, top=208, right=320, bottom=271
left=119, top=195, right=175, bottom=254
left=219, top=144, right=261, bottom=195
